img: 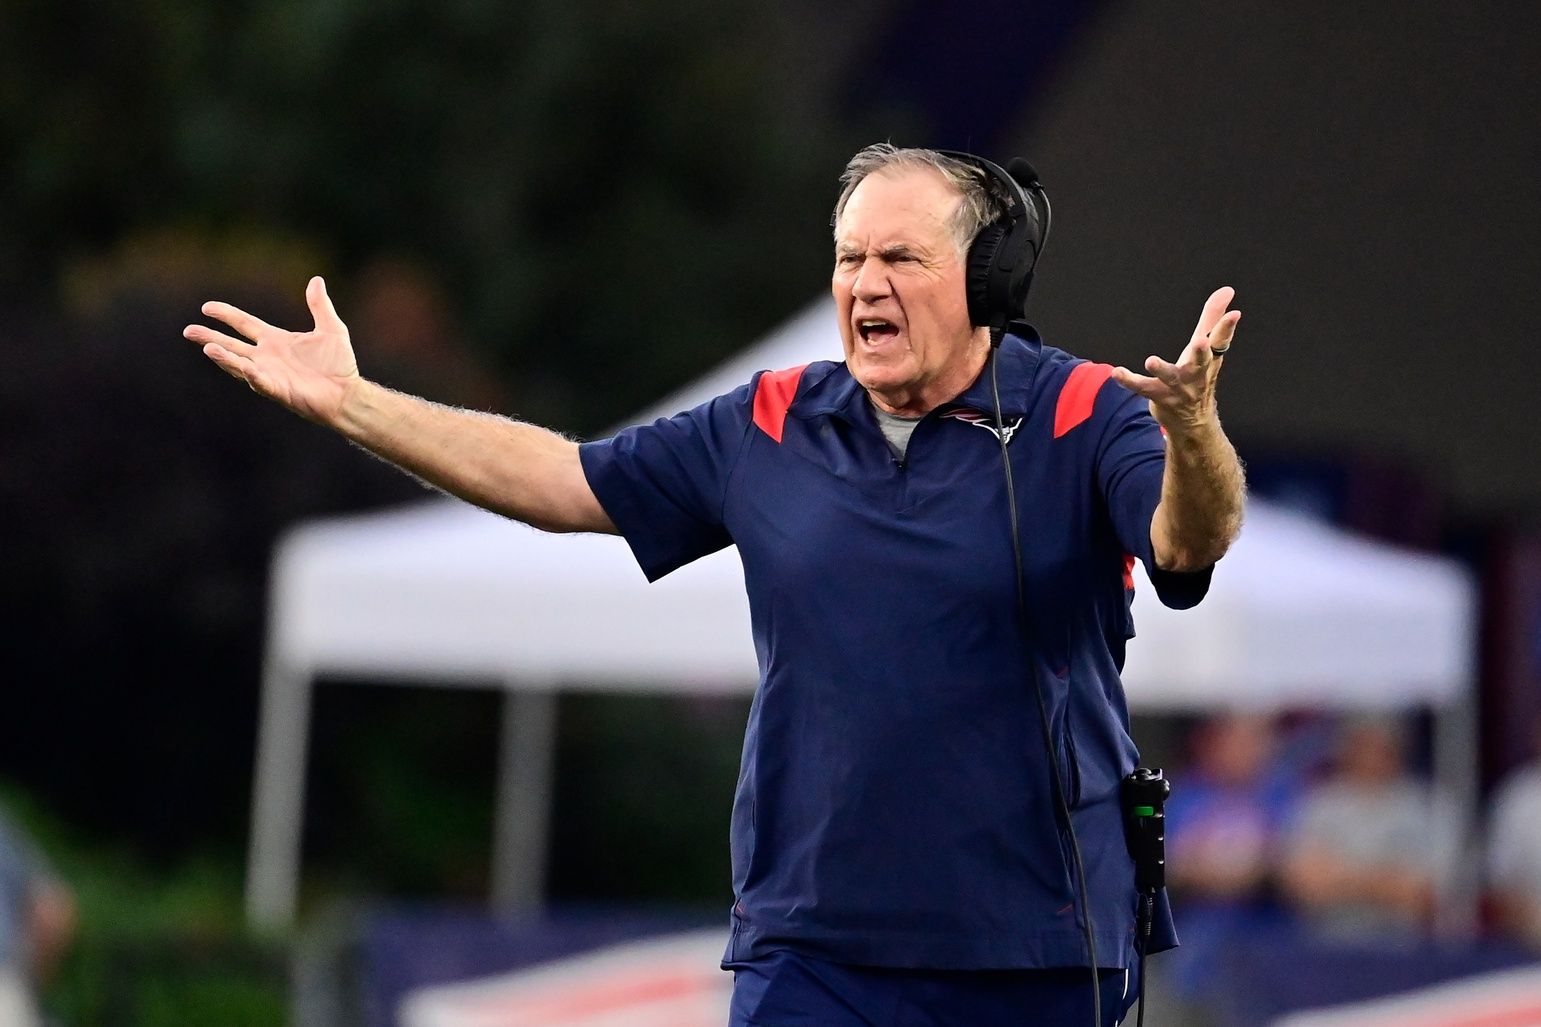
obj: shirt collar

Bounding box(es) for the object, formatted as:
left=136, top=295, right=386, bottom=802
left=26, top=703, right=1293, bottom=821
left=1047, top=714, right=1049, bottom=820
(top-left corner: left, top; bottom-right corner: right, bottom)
left=796, top=322, right=1044, bottom=424
left=948, top=323, right=1044, bottom=419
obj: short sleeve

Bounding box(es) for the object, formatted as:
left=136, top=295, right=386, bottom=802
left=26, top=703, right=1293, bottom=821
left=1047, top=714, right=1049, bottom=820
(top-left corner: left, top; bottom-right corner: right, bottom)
left=579, top=381, right=754, bottom=582
left=1094, top=383, right=1213, bottom=609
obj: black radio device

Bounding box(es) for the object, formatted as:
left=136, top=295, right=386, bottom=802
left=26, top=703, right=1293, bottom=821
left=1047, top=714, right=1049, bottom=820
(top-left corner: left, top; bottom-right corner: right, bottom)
left=1122, top=767, right=1172, bottom=893
left=1123, top=766, right=1173, bottom=1027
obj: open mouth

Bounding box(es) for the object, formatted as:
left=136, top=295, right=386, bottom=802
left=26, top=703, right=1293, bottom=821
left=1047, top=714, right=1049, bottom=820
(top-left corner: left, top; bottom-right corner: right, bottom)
left=857, top=318, right=901, bottom=343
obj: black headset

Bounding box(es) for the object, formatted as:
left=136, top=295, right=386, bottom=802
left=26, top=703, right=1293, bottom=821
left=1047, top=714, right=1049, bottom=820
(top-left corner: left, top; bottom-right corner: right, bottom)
left=938, top=151, right=1052, bottom=344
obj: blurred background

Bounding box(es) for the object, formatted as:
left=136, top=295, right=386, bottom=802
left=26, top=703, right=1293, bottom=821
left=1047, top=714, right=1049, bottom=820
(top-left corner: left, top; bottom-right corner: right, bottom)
left=2, top=0, right=1540, bottom=1024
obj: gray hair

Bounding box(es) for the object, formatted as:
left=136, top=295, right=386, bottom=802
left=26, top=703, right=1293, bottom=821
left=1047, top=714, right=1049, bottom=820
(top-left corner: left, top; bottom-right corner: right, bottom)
left=831, top=143, right=1012, bottom=256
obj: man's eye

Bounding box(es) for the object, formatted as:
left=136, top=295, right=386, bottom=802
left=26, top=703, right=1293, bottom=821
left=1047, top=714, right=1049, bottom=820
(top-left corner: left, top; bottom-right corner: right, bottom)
left=838, top=253, right=863, bottom=265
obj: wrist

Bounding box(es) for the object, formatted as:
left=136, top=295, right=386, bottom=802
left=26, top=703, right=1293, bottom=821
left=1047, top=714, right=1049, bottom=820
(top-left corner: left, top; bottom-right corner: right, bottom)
left=332, top=375, right=384, bottom=436
left=1161, top=411, right=1224, bottom=449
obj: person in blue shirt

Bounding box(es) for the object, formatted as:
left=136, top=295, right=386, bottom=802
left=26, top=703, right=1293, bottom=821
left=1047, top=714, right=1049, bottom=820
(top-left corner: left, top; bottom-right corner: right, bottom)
left=187, top=144, right=1244, bottom=1026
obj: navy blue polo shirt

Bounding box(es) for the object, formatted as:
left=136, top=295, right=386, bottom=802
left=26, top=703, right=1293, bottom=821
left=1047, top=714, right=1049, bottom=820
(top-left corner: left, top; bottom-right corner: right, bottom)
left=579, top=329, right=1210, bottom=971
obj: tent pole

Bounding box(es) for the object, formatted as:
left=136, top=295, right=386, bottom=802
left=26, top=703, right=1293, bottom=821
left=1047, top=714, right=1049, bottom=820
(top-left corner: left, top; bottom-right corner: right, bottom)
left=246, top=663, right=313, bottom=931
left=1433, top=689, right=1480, bottom=939
left=492, top=685, right=558, bottom=912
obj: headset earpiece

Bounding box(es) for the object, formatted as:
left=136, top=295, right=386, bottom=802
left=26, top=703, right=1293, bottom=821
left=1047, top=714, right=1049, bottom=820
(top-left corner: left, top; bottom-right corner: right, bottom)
left=964, top=222, right=1008, bottom=330
left=938, top=150, right=1051, bottom=344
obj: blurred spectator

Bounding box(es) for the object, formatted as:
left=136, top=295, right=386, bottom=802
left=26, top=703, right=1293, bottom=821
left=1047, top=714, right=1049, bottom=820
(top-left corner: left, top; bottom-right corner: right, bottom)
left=1487, top=714, right=1541, bottom=948
left=1167, top=713, right=1290, bottom=908
left=1281, top=715, right=1456, bottom=943
left=0, top=808, right=74, bottom=1027
left=1153, top=714, right=1293, bottom=1026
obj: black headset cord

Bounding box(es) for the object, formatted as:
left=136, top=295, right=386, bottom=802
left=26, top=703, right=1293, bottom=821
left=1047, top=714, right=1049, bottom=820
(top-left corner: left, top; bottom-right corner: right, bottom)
left=988, top=343, right=1102, bottom=1027
left=1135, top=891, right=1153, bottom=1027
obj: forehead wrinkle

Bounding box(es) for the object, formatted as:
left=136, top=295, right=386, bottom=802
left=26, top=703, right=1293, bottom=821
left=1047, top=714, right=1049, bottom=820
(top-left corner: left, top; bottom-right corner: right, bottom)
left=835, top=173, right=965, bottom=261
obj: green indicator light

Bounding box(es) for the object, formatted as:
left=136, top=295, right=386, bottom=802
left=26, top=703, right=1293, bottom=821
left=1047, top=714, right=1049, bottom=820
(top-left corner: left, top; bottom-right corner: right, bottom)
left=1134, top=806, right=1155, bottom=817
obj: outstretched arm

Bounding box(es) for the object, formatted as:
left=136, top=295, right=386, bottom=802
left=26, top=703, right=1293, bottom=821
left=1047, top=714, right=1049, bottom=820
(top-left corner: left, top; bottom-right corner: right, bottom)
left=184, top=277, right=615, bottom=534
left=1111, top=287, right=1246, bottom=572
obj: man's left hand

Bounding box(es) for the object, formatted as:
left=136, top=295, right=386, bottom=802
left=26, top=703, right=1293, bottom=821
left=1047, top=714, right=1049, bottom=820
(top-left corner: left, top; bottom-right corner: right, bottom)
left=1111, top=286, right=1239, bottom=436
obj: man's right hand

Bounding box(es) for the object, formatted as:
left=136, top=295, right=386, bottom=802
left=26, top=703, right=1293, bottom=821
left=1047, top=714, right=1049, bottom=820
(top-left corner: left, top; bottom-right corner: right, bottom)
left=184, top=276, right=361, bottom=427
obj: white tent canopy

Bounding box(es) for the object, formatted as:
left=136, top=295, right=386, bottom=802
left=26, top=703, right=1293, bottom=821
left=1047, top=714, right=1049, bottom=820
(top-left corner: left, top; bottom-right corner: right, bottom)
left=249, top=298, right=1478, bottom=929
left=266, top=497, right=1474, bottom=707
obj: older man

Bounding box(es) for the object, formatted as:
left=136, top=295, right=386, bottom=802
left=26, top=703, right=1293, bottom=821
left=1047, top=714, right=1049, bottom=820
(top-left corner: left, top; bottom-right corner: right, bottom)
left=187, top=144, right=1243, bottom=1026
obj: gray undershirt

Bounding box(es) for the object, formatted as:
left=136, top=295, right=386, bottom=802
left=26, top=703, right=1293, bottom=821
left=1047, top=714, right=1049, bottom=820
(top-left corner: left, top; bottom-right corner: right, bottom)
left=872, top=404, right=924, bottom=461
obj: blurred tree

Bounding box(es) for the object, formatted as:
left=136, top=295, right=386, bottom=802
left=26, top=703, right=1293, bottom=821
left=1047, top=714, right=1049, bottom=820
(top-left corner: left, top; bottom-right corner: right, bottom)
left=0, top=239, right=426, bottom=854
left=1, top=0, right=855, bottom=431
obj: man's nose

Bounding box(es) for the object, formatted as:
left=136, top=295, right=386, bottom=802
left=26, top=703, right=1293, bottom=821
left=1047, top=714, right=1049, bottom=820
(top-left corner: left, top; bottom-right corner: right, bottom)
left=851, top=258, right=891, bottom=303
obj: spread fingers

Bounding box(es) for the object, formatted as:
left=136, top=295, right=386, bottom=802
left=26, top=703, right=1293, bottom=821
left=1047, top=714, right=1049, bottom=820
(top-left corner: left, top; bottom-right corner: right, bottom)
left=200, top=301, right=278, bottom=342
left=184, top=323, right=256, bottom=354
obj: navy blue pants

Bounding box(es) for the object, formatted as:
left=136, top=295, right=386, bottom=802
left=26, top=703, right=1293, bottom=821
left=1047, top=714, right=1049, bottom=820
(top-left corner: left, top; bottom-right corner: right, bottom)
left=726, top=949, right=1139, bottom=1027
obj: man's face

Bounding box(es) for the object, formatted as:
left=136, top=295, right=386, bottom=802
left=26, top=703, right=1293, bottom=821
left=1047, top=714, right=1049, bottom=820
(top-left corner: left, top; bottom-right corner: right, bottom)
left=832, top=166, right=983, bottom=415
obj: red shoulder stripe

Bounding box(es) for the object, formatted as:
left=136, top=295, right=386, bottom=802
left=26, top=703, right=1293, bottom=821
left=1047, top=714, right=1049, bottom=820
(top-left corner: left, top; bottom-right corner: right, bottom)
left=1053, top=361, right=1114, bottom=439
left=751, top=364, right=808, bottom=443
left=1123, top=553, right=1136, bottom=590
